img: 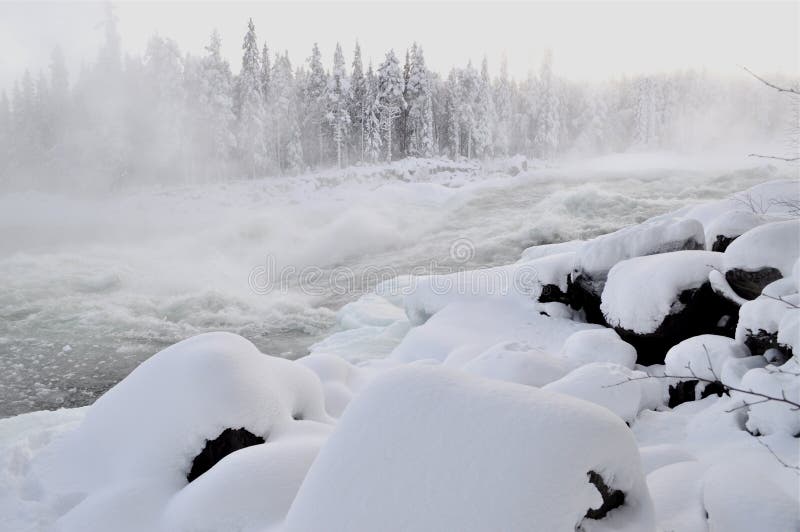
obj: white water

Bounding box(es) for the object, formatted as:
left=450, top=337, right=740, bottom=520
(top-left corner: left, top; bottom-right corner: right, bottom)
left=0, top=154, right=791, bottom=416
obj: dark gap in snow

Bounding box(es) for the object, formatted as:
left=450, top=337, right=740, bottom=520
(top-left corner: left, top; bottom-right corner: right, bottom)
left=187, top=428, right=265, bottom=483
left=668, top=380, right=699, bottom=408
left=711, top=234, right=736, bottom=252
left=566, top=274, right=607, bottom=327
left=584, top=470, right=625, bottom=520
left=724, top=267, right=783, bottom=300
left=744, top=329, right=793, bottom=361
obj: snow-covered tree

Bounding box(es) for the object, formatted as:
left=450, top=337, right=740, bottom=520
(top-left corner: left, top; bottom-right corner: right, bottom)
left=327, top=43, right=350, bottom=168
left=304, top=43, right=328, bottom=166
left=349, top=42, right=366, bottom=162
left=493, top=55, right=513, bottom=156
left=376, top=50, right=405, bottom=161
left=404, top=43, right=434, bottom=157
left=474, top=57, right=495, bottom=158
left=534, top=49, right=561, bottom=159
left=236, top=19, right=267, bottom=177
left=363, top=62, right=382, bottom=162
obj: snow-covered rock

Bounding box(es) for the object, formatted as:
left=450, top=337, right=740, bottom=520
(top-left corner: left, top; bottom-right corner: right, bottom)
left=704, top=210, right=768, bottom=252
left=702, top=463, right=800, bottom=532
left=723, top=220, right=800, bottom=299
left=459, top=341, right=571, bottom=387
left=738, top=359, right=800, bottom=437
left=561, top=328, right=637, bottom=369
left=296, top=353, right=373, bottom=417
left=518, top=239, right=584, bottom=262
left=31, top=332, right=332, bottom=532
left=285, top=366, right=655, bottom=532
left=600, top=250, right=737, bottom=364
left=736, top=292, right=798, bottom=359
left=574, top=217, right=705, bottom=289
left=663, top=335, right=750, bottom=407
left=544, top=363, right=656, bottom=423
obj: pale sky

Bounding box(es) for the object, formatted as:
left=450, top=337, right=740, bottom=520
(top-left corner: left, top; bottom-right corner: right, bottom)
left=0, top=1, right=797, bottom=92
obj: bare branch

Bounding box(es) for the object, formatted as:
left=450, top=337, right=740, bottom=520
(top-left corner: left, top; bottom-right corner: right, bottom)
left=755, top=438, right=800, bottom=475
left=747, top=154, right=800, bottom=162
left=760, top=293, right=800, bottom=309
left=606, top=374, right=800, bottom=411
left=742, top=66, right=800, bottom=96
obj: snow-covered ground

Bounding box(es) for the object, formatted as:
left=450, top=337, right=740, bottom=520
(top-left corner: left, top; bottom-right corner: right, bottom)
left=1, top=153, right=799, bottom=531
left=0, top=153, right=790, bottom=417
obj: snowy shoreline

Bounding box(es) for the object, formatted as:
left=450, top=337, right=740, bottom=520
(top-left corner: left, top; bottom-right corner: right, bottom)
left=1, top=158, right=799, bottom=531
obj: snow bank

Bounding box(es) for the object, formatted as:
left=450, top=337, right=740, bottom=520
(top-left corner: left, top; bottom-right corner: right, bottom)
left=285, top=366, right=655, bottom=532
left=30, top=332, right=332, bottom=531
left=703, top=210, right=768, bottom=251
left=601, top=250, right=723, bottom=334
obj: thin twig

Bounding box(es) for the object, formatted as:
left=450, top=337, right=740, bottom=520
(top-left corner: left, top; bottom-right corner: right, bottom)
left=742, top=66, right=800, bottom=95
left=755, top=438, right=800, bottom=474
left=747, top=154, right=800, bottom=162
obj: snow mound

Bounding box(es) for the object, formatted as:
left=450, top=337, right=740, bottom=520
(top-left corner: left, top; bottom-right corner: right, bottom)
left=391, top=299, right=599, bottom=364
left=561, top=328, right=637, bottom=369
left=32, top=332, right=332, bottom=531
left=285, top=366, right=655, bottom=532
left=723, top=219, right=800, bottom=277
left=738, top=359, right=800, bottom=437
left=703, top=210, right=768, bottom=251
left=460, top=341, right=571, bottom=387
left=518, top=239, right=584, bottom=262
left=296, top=353, right=372, bottom=417
left=736, top=291, right=798, bottom=358
left=702, top=463, right=800, bottom=532
left=665, top=335, right=750, bottom=384
left=601, top=250, right=723, bottom=334
left=544, top=362, right=657, bottom=423
left=575, top=217, right=704, bottom=284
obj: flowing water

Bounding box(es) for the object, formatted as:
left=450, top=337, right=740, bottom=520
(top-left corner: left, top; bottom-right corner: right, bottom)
left=0, top=155, right=789, bottom=416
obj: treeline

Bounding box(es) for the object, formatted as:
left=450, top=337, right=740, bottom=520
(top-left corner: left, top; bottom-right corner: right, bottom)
left=0, top=16, right=791, bottom=190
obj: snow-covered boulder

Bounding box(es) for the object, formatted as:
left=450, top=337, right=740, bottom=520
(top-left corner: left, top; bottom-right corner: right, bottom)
left=704, top=210, right=768, bottom=252
left=600, top=251, right=737, bottom=364
left=33, top=332, right=332, bottom=532
left=460, top=341, right=571, bottom=387
left=663, top=335, right=750, bottom=407
left=518, top=239, right=584, bottom=262
left=723, top=220, right=800, bottom=300
left=738, top=358, right=800, bottom=437
left=702, top=463, right=800, bottom=532
left=561, top=328, right=637, bottom=369
left=544, top=363, right=659, bottom=423
left=285, top=366, right=655, bottom=532
left=736, top=289, right=798, bottom=360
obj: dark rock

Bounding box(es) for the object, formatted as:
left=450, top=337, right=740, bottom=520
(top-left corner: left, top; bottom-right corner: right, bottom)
left=566, top=274, right=608, bottom=326
left=613, top=282, right=740, bottom=366
left=538, top=283, right=571, bottom=305
left=725, top=267, right=783, bottom=300
left=187, top=427, right=265, bottom=483
left=668, top=379, right=727, bottom=408
left=585, top=470, right=625, bottom=520
left=711, top=235, right=736, bottom=252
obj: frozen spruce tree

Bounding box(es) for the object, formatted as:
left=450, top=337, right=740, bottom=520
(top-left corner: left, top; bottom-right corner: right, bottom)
left=459, top=61, right=479, bottom=159
left=236, top=19, right=267, bottom=178
left=445, top=69, right=461, bottom=158
left=474, top=56, right=495, bottom=158
left=404, top=43, right=434, bottom=157
left=376, top=50, right=405, bottom=162
left=534, top=49, right=561, bottom=160
left=305, top=43, right=328, bottom=166
left=271, top=52, right=303, bottom=172
left=363, top=62, right=382, bottom=162
left=348, top=42, right=366, bottom=162
left=493, top=54, right=513, bottom=156
left=195, top=30, right=236, bottom=179
left=328, top=43, right=351, bottom=168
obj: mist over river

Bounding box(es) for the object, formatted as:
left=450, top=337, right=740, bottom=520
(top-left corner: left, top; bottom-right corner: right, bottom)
left=0, top=154, right=791, bottom=416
